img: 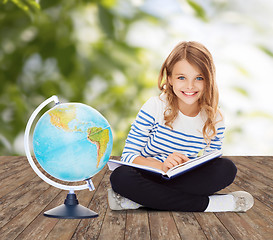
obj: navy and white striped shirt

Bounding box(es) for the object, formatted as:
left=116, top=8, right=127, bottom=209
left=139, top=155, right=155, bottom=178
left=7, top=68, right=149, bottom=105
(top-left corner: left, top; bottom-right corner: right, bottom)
left=121, top=94, right=225, bottom=164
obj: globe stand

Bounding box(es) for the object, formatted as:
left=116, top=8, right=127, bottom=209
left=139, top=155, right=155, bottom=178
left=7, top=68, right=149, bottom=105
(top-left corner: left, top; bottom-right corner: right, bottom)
left=44, top=192, right=98, bottom=219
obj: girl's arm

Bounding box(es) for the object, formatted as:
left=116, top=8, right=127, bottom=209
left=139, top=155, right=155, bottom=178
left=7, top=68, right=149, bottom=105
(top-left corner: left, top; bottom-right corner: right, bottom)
left=133, top=156, right=163, bottom=170
left=121, top=97, right=157, bottom=164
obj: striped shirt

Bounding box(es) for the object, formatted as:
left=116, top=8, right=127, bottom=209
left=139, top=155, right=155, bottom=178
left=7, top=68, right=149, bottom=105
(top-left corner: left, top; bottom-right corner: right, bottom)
left=121, top=94, right=225, bottom=164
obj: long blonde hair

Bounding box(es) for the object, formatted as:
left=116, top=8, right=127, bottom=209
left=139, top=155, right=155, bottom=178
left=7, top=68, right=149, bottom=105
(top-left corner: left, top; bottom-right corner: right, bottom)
left=158, top=41, right=221, bottom=144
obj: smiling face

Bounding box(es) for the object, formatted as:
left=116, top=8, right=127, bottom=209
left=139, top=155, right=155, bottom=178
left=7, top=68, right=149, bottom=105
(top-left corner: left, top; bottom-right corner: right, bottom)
left=168, top=60, right=205, bottom=116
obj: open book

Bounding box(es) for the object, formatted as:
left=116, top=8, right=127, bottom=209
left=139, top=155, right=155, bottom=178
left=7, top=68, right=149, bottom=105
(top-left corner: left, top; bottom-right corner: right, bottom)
left=107, top=150, right=222, bottom=180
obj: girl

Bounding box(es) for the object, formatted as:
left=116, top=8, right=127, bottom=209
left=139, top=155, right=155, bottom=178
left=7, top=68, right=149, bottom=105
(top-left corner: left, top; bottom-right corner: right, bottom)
left=108, top=41, right=254, bottom=212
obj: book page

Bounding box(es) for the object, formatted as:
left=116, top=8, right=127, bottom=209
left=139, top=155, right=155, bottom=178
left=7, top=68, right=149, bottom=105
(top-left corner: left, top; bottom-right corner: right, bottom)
left=107, top=159, right=165, bottom=175
left=166, top=150, right=222, bottom=176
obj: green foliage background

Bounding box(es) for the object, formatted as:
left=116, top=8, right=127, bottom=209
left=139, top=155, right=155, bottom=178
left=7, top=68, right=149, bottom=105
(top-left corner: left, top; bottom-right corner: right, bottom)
left=1, top=0, right=273, bottom=156
left=0, top=0, right=162, bottom=155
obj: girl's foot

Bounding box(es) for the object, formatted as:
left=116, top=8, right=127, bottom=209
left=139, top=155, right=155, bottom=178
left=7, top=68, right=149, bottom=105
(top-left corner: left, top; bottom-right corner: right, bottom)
left=107, top=188, right=142, bottom=210
left=230, top=191, right=254, bottom=212
left=205, top=191, right=254, bottom=212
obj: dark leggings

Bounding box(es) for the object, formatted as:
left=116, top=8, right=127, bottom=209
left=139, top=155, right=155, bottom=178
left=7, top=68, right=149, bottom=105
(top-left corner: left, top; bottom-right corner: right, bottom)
left=110, top=157, right=237, bottom=212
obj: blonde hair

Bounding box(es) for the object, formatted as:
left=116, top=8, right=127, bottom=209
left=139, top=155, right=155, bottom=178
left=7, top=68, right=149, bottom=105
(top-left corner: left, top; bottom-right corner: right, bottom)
left=158, top=41, right=222, bottom=144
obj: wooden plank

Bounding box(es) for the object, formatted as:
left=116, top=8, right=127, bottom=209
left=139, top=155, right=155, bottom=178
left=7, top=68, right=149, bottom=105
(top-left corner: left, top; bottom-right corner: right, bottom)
left=96, top=170, right=127, bottom=240
left=0, top=164, right=36, bottom=199
left=0, top=163, right=32, bottom=187
left=194, top=212, right=234, bottom=240
left=0, top=156, right=22, bottom=171
left=214, top=212, right=263, bottom=240
left=71, top=169, right=111, bottom=240
left=0, top=157, right=32, bottom=182
left=217, top=183, right=273, bottom=228
left=95, top=170, right=126, bottom=240
left=172, top=212, right=207, bottom=240
left=15, top=191, right=67, bottom=240
left=0, top=156, right=21, bottom=164
left=225, top=183, right=273, bottom=240
left=237, top=156, right=273, bottom=169
left=45, top=167, right=107, bottom=240
left=234, top=159, right=273, bottom=195
left=213, top=163, right=273, bottom=239
left=70, top=169, right=109, bottom=239
left=17, top=169, right=108, bottom=240
left=97, top=208, right=126, bottom=240
left=0, top=160, right=29, bottom=180
left=231, top=156, right=273, bottom=181
left=125, top=209, right=150, bottom=240
left=240, top=201, right=273, bottom=240
left=0, top=178, right=50, bottom=229
left=226, top=157, right=273, bottom=208
left=0, top=176, right=42, bottom=212
left=42, top=190, right=87, bottom=240
left=229, top=157, right=273, bottom=209
left=148, top=211, right=181, bottom=240
left=233, top=176, right=273, bottom=209
left=1, top=156, right=273, bottom=240
left=211, top=181, right=272, bottom=240
left=0, top=186, right=61, bottom=240
left=254, top=156, right=273, bottom=168
left=0, top=156, right=9, bottom=161
left=236, top=167, right=273, bottom=201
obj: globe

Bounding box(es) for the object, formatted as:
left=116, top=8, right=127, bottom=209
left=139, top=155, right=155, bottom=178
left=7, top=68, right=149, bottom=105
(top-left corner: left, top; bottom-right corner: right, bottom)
left=33, top=102, right=113, bottom=182
left=24, top=96, right=113, bottom=219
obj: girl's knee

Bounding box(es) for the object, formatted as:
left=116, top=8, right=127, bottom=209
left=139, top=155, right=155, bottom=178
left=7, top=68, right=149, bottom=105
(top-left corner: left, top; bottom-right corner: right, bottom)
left=110, top=166, right=125, bottom=186
left=221, top=158, right=237, bottom=174
left=218, top=158, right=237, bottom=184
left=110, top=166, right=136, bottom=193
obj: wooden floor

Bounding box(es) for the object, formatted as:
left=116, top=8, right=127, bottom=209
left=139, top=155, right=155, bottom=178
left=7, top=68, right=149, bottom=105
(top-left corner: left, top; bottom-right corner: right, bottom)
left=0, top=156, right=272, bottom=240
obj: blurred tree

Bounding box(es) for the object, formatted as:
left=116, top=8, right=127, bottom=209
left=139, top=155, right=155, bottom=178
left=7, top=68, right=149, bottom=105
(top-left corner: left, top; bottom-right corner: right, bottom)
left=0, top=0, right=160, bottom=155
left=1, top=0, right=273, bottom=156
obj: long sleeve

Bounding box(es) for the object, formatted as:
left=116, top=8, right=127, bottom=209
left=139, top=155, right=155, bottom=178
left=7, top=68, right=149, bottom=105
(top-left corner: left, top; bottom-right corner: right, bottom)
left=205, top=111, right=225, bottom=153
left=121, top=97, right=157, bottom=163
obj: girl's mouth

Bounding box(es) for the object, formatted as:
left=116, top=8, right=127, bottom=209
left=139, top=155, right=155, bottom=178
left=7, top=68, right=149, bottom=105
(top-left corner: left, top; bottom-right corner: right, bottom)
left=182, top=91, right=198, bottom=96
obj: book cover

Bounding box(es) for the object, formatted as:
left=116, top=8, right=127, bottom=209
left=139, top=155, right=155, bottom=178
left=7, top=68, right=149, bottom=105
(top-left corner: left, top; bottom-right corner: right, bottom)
left=107, top=150, right=222, bottom=179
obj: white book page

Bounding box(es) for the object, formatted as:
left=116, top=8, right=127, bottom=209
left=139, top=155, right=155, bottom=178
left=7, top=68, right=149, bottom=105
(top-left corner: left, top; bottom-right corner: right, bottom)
left=107, top=159, right=165, bottom=175
left=165, top=150, right=222, bottom=178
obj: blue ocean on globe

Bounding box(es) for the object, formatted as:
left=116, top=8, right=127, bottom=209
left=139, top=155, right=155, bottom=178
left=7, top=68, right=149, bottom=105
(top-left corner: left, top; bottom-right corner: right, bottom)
left=33, top=103, right=113, bottom=182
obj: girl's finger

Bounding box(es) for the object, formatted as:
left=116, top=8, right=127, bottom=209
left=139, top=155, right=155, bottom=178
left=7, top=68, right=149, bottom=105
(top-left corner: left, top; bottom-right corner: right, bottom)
left=173, top=152, right=190, bottom=162
left=165, top=161, right=175, bottom=169
left=181, top=155, right=190, bottom=162
left=169, top=159, right=180, bottom=166
left=171, top=156, right=183, bottom=164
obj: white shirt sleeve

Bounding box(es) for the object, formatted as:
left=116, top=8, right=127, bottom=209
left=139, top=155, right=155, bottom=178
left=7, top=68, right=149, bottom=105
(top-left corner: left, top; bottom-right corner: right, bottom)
left=121, top=97, right=158, bottom=163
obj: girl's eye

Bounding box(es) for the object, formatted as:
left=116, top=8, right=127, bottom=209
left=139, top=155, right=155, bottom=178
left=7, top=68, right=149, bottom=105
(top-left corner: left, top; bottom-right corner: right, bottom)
left=196, top=76, right=203, bottom=80
left=178, top=76, right=185, bottom=80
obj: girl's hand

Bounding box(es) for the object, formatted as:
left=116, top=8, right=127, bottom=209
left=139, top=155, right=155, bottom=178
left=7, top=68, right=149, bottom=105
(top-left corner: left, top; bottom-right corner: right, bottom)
left=162, top=152, right=190, bottom=172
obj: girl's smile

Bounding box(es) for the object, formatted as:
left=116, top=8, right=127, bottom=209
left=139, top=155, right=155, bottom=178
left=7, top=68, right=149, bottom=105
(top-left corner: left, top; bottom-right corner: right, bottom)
left=182, top=91, right=199, bottom=96
left=168, top=60, right=204, bottom=116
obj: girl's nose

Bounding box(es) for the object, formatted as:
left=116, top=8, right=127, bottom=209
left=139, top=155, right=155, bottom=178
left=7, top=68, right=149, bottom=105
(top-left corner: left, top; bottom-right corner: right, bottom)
left=186, top=80, right=194, bottom=90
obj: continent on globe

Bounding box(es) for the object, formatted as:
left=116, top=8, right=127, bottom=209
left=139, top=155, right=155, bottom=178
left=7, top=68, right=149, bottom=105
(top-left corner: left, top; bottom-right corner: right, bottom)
left=48, top=105, right=78, bottom=132
left=87, top=127, right=110, bottom=168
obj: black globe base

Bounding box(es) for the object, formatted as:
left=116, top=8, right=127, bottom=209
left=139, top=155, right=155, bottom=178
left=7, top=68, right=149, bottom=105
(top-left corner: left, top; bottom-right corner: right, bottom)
left=44, top=193, right=98, bottom=219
